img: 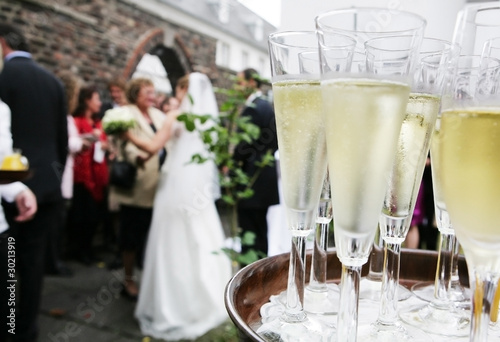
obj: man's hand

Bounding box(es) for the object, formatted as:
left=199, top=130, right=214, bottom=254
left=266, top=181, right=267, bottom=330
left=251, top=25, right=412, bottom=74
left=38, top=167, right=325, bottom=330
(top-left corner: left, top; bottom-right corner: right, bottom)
left=14, top=188, right=37, bottom=222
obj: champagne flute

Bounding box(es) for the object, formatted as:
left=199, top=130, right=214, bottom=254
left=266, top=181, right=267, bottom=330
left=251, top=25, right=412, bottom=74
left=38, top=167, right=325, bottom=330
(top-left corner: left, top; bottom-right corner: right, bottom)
left=437, top=50, right=500, bottom=341
left=317, top=8, right=426, bottom=341
left=400, top=57, right=500, bottom=340
left=361, top=37, right=458, bottom=308
left=314, top=8, right=427, bottom=307
left=409, top=1, right=500, bottom=308
left=274, top=52, right=339, bottom=316
left=258, top=30, right=355, bottom=341
left=296, top=51, right=339, bottom=316
left=361, top=37, right=455, bottom=340
left=412, top=2, right=500, bottom=305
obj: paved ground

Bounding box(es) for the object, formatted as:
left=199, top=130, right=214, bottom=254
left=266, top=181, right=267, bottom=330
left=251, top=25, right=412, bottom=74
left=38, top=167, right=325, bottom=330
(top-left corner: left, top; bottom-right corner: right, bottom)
left=36, top=249, right=236, bottom=342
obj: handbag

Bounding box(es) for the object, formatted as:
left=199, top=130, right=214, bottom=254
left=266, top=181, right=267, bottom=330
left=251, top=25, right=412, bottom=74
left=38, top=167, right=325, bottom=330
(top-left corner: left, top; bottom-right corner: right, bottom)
left=109, top=141, right=137, bottom=189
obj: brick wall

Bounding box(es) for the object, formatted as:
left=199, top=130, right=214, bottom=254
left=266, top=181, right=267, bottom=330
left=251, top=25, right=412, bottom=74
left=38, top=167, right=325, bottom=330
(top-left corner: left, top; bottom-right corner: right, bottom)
left=0, top=0, right=229, bottom=100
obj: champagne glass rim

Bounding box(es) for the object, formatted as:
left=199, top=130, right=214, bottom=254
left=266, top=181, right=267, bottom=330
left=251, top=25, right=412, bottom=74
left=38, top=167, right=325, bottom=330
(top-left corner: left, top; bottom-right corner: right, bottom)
left=364, top=35, right=418, bottom=53
left=421, top=37, right=455, bottom=49
left=315, top=7, right=427, bottom=35
left=483, top=36, right=500, bottom=47
left=457, top=3, right=500, bottom=27
left=269, top=30, right=356, bottom=49
left=456, top=54, right=500, bottom=70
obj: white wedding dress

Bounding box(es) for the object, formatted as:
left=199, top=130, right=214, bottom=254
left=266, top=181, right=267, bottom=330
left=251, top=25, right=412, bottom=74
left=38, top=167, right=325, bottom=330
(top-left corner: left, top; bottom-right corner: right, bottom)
left=135, top=73, right=232, bottom=341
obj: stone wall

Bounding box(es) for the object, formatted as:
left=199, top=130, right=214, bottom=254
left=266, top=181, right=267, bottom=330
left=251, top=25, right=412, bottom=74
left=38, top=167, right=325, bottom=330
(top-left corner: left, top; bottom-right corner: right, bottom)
left=0, top=0, right=230, bottom=99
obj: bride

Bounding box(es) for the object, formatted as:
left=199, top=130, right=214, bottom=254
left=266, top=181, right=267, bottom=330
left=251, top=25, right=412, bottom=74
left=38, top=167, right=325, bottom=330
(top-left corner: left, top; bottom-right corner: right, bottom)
left=128, top=72, right=232, bottom=340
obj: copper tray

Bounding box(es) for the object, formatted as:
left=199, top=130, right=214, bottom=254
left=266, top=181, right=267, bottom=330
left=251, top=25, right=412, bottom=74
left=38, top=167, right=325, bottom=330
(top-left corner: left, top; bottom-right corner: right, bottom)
left=225, top=249, right=469, bottom=342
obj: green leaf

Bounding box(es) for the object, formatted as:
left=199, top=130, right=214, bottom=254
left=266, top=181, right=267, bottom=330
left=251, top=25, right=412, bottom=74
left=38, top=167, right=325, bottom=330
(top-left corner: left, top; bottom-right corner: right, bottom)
left=237, top=250, right=259, bottom=265
left=191, top=154, right=208, bottom=164
left=241, top=231, right=256, bottom=246
left=221, top=195, right=235, bottom=205
left=236, top=188, right=254, bottom=199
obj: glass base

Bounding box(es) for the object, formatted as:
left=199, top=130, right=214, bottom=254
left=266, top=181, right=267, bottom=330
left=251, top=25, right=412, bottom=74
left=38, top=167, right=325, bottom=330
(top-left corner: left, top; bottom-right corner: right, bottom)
left=258, top=293, right=336, bottom=341
left=257, top=315, right=335, bottom=342
left=399, top=301, right=470, bottom=337
left=358, top=319, right=431, bottom=342
left=360, top=277, right=412, bottom=301
left=304, top=283, right=340, bottom=315
left=411, top=281, right=471, bottom=308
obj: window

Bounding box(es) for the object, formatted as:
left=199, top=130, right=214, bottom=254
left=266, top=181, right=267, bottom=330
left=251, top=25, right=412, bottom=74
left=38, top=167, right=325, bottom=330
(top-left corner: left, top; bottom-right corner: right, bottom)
left=217, top=41, right=230, bottom=67
left=242, top=51, right=249, bottom=69
left=258, top=57, right=266, bottom=75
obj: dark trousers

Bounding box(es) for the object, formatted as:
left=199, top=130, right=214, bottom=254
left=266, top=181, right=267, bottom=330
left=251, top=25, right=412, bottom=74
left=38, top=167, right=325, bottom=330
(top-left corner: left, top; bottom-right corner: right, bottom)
left=118, top=205, right=152, bottom=269
left=67, top=184, right=101, bottom=260
left=238, top=207, right=269, bottom=258
left=5, top=201, right=61, bottom=342
left=45, top=200, right=66, bottom=273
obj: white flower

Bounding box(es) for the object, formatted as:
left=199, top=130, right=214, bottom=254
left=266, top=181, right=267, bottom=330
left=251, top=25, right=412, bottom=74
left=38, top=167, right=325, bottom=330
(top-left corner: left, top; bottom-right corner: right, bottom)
left=102, top=107, right=135, bottom=135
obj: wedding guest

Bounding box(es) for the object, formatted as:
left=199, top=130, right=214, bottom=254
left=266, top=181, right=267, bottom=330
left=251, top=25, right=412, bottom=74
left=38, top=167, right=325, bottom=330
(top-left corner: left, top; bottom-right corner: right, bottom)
left=68, top=85, right=109, bottom=265
left=110, top=77, right=165, bottom=300
left=0, top=23, right=67, bottom=342
left=99, top=77, right=128, bottom=263
left=44, top=71, right=86, bottom=276
left=98, top=76, right=128, bottom=119
left=234, top=68, right=279, bottom=259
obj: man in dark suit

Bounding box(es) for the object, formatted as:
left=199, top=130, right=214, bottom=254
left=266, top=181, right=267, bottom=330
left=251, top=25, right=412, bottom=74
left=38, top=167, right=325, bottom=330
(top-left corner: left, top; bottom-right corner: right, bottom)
left=0, top=24, right=68, bottom=342
left=234, top=68, right=279, bottom=258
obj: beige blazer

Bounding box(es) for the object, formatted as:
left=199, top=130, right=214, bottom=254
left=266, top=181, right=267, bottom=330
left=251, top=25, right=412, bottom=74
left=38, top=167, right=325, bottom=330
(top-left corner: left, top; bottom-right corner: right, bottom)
left=110, top=104, right=165, bottom=208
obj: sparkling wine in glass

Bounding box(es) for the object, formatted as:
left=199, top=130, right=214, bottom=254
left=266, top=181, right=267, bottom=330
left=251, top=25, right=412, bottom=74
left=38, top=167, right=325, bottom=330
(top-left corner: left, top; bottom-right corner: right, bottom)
left=400, top=56, right=500, bottom=339
left=317, top=11, right=427, bottom=340
left=438, top=55, right=500, bottom=341
left=315, top=8, right=427, bottom=309
left=350, top=35, right=447, bottom=341
left=258, top=30, right=355, bottom=341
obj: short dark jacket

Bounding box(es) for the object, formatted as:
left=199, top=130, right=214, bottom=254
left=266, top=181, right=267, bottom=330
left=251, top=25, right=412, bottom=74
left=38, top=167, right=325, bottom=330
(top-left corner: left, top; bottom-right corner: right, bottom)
left=234, top=96, right=279, bottom=208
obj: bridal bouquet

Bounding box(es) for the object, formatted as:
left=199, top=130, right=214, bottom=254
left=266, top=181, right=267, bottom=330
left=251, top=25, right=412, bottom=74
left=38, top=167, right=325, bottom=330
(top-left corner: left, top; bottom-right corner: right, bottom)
left=102, top=107, right=135, bottom=135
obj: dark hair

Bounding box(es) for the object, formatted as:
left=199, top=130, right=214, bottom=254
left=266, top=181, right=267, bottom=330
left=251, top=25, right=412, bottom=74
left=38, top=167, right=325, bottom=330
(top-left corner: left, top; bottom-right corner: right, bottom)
left=73, top=85, right=99, bottom=117
left=0, top=23, right=30, bottom=52
left=242, top=68, right=261, bottom=88
left=107, top=76, right=127, bottom=91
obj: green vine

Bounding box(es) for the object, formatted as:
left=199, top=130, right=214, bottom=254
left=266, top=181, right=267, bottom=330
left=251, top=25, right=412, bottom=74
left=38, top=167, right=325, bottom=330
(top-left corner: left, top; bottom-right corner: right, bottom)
left=177, top=76, right=275, bottom=266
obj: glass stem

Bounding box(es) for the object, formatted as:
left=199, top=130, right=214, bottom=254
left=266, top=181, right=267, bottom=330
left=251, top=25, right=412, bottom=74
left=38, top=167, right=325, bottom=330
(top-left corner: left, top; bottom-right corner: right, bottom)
left=367, top=229, right=384, bottom=281
left=283, top=235, right=307, bottom=322
left=433, top=232, right=454, bottom=303
left=337, top=264, right=361, bottom=342
left=377, top=240, right=401, bottom=325
left=449, top=235, right=463, bottom=296
left=308, top=222, right=329, bottom=291
left=470, top=272, right=498, bottom=342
